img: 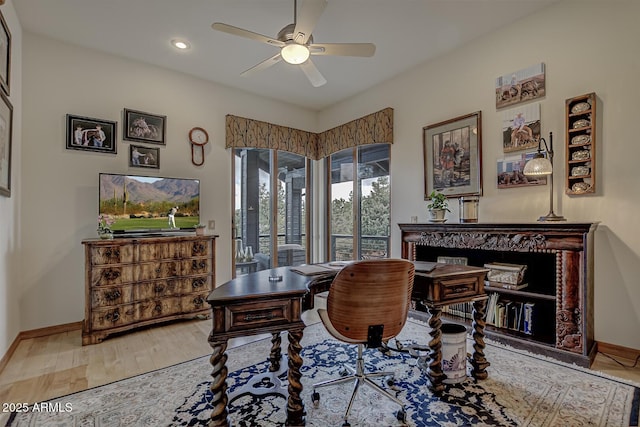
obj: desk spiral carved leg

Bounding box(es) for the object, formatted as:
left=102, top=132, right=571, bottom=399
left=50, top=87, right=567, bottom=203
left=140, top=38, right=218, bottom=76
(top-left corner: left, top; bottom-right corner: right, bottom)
left=470, top=299, right=490, bottom=380
left=426, top=306, right=446, bottom=393
left=269, top=332, right=282, bottom=372
left=286, top=328, right=305, bottom=426
left=209, top=340, right=230, bottom=426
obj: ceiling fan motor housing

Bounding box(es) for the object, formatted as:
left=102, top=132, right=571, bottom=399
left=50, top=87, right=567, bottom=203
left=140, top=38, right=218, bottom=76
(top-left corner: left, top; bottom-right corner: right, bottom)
left=277, top=23, right=313, bottom=45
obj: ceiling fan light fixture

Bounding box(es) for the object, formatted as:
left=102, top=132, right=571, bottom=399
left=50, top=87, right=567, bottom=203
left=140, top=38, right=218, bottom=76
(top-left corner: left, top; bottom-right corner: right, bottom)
left=281, top=43, right=310, bottom=64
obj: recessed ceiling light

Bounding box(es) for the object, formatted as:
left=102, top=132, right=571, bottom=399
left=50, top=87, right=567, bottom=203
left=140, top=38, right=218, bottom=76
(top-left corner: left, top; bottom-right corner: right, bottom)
left=171, top=39, right=191, bottom=50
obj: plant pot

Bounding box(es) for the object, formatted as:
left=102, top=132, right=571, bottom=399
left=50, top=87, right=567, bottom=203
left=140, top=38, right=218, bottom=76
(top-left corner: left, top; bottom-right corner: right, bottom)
left=98, top=232, right=114, bottom=240
left=195, top=227, right=205, bottom=236
left=428, top=208, right=447, bottom=222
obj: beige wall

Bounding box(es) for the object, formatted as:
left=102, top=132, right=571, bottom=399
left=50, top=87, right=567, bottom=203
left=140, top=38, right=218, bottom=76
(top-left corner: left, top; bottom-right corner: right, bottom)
left=0, top=0, right=22, bottom=358
left=2, top=0, right=639, bottom=357
left=320, top=0, right=640, bottom=350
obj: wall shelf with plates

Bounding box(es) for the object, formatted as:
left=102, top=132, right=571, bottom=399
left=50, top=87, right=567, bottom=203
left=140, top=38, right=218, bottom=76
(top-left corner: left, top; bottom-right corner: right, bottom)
left=565, top=92, right=596, bottom=195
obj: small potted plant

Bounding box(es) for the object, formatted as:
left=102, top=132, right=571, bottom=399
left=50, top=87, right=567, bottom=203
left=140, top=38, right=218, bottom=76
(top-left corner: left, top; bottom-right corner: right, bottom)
left=97, top=214, right=115, bottom=239
left=194, top=224, right=206, bottom=236
left=427, top=190, right=450, bottom=222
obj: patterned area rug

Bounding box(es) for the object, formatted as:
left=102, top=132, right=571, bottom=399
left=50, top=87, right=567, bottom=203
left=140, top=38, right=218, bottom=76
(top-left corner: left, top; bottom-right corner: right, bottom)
left=5, top=320, right=640, bottom=426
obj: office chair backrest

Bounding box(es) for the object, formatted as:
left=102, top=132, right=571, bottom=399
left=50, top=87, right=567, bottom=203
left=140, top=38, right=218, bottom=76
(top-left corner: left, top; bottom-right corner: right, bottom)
left=326, top=259, right=415, bottom=342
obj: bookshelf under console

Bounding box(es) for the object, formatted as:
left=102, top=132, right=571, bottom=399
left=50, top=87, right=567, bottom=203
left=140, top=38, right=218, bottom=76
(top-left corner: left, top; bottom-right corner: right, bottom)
left=398, top=222, right=597, bottom=367
left=82, top=234, right=217, bottom=345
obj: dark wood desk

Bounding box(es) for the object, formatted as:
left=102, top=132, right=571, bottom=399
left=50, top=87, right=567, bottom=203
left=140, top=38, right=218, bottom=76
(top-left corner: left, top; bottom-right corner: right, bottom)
left=206, top=263, right=488, bottom=426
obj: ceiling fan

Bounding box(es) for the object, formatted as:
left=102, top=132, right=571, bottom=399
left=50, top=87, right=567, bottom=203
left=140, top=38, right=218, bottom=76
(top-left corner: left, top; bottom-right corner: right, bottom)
left=212, top=0, right=376, bottom=87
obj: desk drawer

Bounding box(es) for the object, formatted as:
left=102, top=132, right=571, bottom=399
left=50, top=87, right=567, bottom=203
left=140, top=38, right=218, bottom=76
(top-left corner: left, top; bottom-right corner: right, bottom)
left=224, top=299, right=295, bottom=332
left=416, top=273, right=482, bottom=303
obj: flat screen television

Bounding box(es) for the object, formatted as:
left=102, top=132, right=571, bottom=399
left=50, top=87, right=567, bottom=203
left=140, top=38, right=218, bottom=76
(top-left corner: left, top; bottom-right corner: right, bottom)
left=99, top=173, right=200, bottom=234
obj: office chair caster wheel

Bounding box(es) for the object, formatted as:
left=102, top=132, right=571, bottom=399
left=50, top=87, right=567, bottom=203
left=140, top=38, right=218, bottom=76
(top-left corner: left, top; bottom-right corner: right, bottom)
left=312, top=391, right=320, bottom=407
left=385, top=375, right=395, bottom=386
left=339, top=368, right=349, bottom=377
left=341, top=421, right=351, bottom=427
left=395, top=409, right=406, bottom=422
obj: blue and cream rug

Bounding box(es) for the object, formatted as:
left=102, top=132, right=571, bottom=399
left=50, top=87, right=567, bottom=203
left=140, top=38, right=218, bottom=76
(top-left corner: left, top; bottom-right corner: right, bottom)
left=5, top=320, right=640, bottom=426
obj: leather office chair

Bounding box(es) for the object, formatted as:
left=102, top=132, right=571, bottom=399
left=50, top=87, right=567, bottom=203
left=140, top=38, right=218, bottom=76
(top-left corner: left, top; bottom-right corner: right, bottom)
left=312, top=259, right=415, bottom=426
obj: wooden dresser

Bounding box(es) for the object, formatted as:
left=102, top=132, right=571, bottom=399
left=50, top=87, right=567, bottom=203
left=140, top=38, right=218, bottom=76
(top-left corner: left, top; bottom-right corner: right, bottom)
left=82, top=234, right=217, bottom=345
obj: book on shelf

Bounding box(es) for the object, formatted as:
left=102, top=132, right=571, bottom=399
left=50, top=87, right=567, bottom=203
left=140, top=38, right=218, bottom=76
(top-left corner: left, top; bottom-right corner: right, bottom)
left=485, top=280, right=529, bottom=291
left=523, top=302, right=535, bottom=335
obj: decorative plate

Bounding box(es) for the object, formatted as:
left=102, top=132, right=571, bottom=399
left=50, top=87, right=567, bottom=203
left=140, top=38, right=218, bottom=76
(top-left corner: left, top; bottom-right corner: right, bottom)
left=571, top=165, right=590, bottom=176
left=571, top=102, right=591, bottom=114
left=571, top=150, right=591, bottom=161
left=573, top=119, right=590, bottom=129
left=571, top=182, right=591, bottom=193
left=571, top=134, right=591, bottom=145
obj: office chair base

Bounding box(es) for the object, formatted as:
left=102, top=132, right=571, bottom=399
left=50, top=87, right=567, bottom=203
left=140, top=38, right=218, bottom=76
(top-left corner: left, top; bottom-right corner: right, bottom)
left=312, top=344, right=405, bottom=424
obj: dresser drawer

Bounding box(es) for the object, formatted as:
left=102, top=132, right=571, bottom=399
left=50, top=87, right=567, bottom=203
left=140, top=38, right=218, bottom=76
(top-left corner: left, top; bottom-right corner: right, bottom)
left=90, top=244, right=134, bottom=265
left=138, top=260, right=180, bottom=280
left=136, top=279, right=181, bottom=300
left=181, top=292, right=208, bottom=312
left=182, top=258, right=211, bottom=275
left=91, top=285, right=134, bottom=308
left=91, top=304, right=137, bottom=330
left=224, top=298, right=295, bottom=332
left=91, top=265, right=135, bottom=286
left=138, top=297, right=182, bottom=321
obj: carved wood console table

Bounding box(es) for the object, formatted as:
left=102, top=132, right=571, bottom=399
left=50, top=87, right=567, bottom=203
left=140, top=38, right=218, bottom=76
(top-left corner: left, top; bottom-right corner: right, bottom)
left=399, top=222, right=598, bottom=367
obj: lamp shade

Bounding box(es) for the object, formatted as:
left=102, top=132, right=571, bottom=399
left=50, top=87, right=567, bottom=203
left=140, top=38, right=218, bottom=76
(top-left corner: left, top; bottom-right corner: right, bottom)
left=523, top=155, right=553, bottom=176
left=281, top=43, right=310, bottom=64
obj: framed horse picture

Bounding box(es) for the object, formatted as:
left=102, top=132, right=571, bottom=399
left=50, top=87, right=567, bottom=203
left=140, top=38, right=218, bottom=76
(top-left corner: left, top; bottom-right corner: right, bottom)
left=65, top=114, right=117, bottom=154
left=123, top=108, right=166, bottom=145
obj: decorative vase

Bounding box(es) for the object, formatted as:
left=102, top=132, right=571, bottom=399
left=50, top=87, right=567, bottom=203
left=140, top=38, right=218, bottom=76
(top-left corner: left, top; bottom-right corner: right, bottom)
left=244, top=246, right=254, bottom=261
left=235, top=239, right=244, bottom=263
left=99, top=231, right=114, bottom=240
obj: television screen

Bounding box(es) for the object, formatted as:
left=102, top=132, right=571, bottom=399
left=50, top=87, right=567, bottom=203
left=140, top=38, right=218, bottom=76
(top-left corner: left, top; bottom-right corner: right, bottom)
left=99, top=173, right=200, bottom=233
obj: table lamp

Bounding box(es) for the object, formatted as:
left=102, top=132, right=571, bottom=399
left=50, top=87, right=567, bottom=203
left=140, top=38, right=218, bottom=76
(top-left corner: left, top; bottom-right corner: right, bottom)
left=523, top=132, right=566, bottom=222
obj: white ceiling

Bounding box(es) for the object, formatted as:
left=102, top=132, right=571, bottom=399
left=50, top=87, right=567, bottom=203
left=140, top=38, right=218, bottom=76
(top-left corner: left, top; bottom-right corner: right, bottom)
left=14, top=0, right=559, bottom=111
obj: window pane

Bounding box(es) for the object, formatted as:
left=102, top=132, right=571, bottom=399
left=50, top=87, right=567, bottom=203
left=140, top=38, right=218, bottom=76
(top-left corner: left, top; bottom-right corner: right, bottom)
left=358, top=144, right=390, bottom=259
left=276, top=152, right=307, bottom=267
left=330, top=149, right=355, bottom=261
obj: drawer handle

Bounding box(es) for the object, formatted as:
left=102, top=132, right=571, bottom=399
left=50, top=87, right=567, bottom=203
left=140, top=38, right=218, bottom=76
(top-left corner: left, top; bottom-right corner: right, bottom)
left=244, top=312, right=275, bottom=322
left=104, top=248, right=120, bottom=259
left=193, top=296, right=205, bottom=306
left=154, top=304, right=162, bottom=313
left=192, top=260, right=206, bottom=270
left=192, top=278, right=206, bottom=288
left=106, top=310, right=120, bottom=322
left=451, top=286, right=472, bottom=293
left=192, top=243, right=205, bottom=255
left=154, top=284, right=165, bottom=293
left=102, top=269, right=121, bottom=280
left=104, top=290, right=121, bottom=301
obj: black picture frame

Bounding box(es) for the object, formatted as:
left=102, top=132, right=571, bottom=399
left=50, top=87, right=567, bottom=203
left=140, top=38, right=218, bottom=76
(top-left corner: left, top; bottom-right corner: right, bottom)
left=129, top=144, right=160, bottom=169
left=0, top=10, right=10, bottom=96
left=0, top=90, right=12, bottom=197
left=123, top=108, right=166, bottom=145
left=66, top=114, right=117, bottom=154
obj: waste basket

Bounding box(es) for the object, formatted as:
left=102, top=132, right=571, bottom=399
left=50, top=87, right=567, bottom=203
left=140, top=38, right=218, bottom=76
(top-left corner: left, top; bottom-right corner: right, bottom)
left=441, top=323, right=468, bottom=384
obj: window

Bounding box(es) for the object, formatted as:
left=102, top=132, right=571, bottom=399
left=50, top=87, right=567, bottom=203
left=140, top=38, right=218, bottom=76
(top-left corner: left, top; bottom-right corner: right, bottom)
left=234, top=148, right=309, bottom=276
left=328, top=144, right=391, bottom=261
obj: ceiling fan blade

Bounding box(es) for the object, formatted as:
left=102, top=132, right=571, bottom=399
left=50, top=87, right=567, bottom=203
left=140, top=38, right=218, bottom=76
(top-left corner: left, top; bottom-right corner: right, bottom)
left=293, top=0, right=327, bottom=44
left=299, top=59, right=327, bottom=87
left=240, top=53, right=283, bottom=77
left=309, top=42, right=376, bottom=57
left=212, top=22, right=285, bottom=48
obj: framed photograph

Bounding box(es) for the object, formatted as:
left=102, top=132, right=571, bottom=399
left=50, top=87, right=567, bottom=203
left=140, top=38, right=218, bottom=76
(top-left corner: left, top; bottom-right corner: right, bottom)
left=495, top=63, right=546, bottom=109
left=497, top=152, right=547, bottom=189
left=0, top=10, right=10, bottom=96
left=123, top=108, right=166, bottom=144
left=0, top=90, right=12, bottom=196
left=423, top=111, right=482, bottom=199
left=66, top=114, right=117, bottom=153
left=501, top=102, right=541, bottom=153
left=129, top=144, right=160, bottom=169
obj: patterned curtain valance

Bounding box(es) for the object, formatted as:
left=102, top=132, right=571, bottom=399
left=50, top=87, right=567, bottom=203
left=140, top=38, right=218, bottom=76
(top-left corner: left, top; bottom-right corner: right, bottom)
left=225, top=107, right=393, bottom=160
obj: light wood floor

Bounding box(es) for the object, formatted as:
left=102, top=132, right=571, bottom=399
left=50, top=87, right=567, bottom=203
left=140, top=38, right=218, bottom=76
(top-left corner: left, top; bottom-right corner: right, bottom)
left=1, top=308, right=639, bottom=424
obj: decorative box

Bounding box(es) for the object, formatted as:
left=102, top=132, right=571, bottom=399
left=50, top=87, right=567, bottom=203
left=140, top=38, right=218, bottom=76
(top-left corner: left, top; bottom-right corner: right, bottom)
left=484, top=262, right=527, bottom=285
